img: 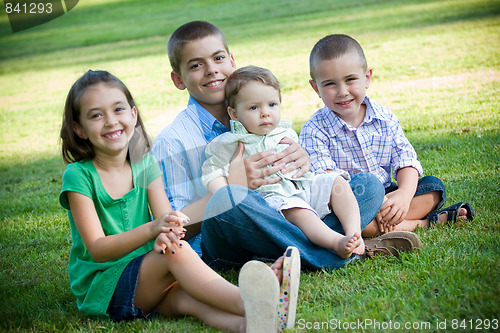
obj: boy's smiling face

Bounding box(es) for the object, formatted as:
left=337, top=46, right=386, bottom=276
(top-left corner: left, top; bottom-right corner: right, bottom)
left=310, top=51, right=372, bottom=126
left=171, top=35, right=236, bottom=114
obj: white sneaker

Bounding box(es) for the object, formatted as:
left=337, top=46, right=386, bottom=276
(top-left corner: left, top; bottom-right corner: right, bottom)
left=277, top=246, right=301, bottom=329
left=239, top=260, right=280, bottom=333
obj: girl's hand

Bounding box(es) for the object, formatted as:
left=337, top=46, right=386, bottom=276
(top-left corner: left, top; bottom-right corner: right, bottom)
left=152, top=211, right=189, bottom=253
left=154, top=211, right=189, bottom=233
left=154, top=231, right=184, bottom=254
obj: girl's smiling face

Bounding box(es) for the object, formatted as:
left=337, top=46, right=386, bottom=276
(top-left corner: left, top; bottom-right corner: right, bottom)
left=74, top=83, right=137, bottom=158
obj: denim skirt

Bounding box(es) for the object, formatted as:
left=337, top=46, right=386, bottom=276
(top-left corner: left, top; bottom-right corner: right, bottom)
left=106, top=253, right=156, bottom=321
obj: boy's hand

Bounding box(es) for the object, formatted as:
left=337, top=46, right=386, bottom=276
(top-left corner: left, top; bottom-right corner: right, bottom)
left=375, top=197, right=394, bottom=233
left=375, top=212, right=396, bottom=233
left=228, top=141, right=283, bottom=190
left=379, top=191, right=412, bottom=230
left=274, top=137, right=311, bottom=178
left=227, top=139, right=311, bottom=190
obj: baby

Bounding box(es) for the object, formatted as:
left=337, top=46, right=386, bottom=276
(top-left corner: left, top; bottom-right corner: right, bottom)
left=201, top=66, right=364, bottom=259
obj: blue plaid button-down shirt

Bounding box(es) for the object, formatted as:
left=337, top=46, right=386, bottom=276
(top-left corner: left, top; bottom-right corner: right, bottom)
left=151, top=97, right=229, bottom=211
left=299, top=96, right=422, bottom=188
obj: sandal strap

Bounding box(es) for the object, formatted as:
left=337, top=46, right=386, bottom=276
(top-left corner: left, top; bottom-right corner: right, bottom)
left=427, top=211, right=440, bottom=226
left=446, top=207, right=458, bottom=222
left=428, top=201, right=475, bottom=227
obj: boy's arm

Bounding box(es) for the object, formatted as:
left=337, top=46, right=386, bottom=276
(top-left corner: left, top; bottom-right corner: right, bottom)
left=390, top=115, right=423, bottom=179
left=151, top=137, right=194, bottom=212
left=378, top=112, right=423, bottom=230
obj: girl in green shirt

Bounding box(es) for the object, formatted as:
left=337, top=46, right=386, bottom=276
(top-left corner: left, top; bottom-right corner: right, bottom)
left=59, top=70, right=300, bottom=332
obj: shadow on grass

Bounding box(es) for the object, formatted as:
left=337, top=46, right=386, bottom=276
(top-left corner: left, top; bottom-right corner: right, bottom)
left=0, top=155, right=74, bottom=329
left=0, top=154, right=65, bottom=221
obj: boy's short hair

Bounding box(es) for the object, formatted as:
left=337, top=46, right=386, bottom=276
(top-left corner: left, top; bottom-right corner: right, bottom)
left=225, top=66, right=282, bottom=108
left=309, top=34, right=367, bottom=80
left=168, top=20, right=229, bottom=74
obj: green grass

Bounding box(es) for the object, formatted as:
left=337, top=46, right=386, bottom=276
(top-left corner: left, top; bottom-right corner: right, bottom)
left=1, top=0, right=499, bottom=332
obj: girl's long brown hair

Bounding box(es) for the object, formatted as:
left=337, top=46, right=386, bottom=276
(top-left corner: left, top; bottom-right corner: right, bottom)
left=60, top=70, right=151, bottom=164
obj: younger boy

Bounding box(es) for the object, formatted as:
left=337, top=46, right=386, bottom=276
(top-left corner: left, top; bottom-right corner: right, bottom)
left=202, top=66, right=364, bottom=259
left=300, top=34, right=474, bottom=236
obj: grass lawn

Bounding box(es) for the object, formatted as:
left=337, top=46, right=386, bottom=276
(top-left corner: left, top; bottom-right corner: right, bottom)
left=1, top=0, right=499, bottom=332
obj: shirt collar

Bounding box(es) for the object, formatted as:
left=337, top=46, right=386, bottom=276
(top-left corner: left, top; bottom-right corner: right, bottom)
left=230, top=119, right=292, bottom=134
left=230, top=120, right=248, bottom=133
left=187, top=96, right=229, bottom=141
left=320, top=105, right=345, bottom=135
left=320, top=96, right=388, bottom=134
left=364, top=96, right=390, bottom=122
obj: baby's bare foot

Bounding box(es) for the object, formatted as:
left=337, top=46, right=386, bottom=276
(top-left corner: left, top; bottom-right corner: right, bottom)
left=353, top=236, right=365, bottom=255
left=334, top=232, right=362, bottom=259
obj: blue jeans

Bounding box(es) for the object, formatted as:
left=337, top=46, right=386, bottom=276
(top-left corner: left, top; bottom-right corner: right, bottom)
left=201, top=172, right=384, bottom=271
left=385, top=175, right=446, bottom=211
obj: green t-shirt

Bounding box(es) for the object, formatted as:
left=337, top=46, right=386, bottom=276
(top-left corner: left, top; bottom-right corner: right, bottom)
left=59, top=153, right=161, bottom=317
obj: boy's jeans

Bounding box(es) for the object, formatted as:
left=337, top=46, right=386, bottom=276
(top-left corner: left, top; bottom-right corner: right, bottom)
left=201, top=172, right=384, bottom=270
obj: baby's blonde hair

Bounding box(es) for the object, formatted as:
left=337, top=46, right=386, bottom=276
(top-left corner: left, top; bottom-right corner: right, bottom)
left=225, top=66, right=282, bottom=109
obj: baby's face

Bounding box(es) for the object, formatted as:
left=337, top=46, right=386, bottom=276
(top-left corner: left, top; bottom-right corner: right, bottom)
left=229, top=81, right=281, bottom=135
